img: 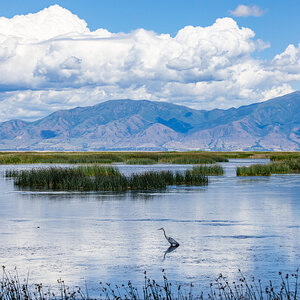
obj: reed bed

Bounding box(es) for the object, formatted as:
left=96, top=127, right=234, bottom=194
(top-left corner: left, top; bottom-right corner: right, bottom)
left=268, top=162, right=291, bottom=174
left=191, top=165, right=224, bottom=176
left=0, top=151, right=228, bottom=165
left=268, top=159, right=300, bottom=174
left=0, top=153, right=123, bottom=164
left=6, top=167, right=208, bottom=191
left=236, top=164, right=272, bottom=176
left=169, top=155, right=228, bottom=165
left=125, top=158, right=157, bottom=165
left=285, top=158, right=300, bottom=172
left=76, top=165, right=121, bottom=176
left=237, top=158, right=300, bottom=176
left=270, top=153, right=300, bottom=161
left=171, top=157, right=216, bottom=164
left=1, top=267, right=298, bottom=300
left=2, top=151, right=300, bottom=165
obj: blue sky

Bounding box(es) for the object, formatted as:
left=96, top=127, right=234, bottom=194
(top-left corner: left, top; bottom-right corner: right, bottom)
left=0, top=1, right=299, bottom=121
left=1, top=0, right=299, bottom=59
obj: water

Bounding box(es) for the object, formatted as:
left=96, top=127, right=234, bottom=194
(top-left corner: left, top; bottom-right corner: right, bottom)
left=0, top=159, right=299, bottom=296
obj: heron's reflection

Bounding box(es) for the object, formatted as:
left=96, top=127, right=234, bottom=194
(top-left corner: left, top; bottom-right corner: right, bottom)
left=163, top=245, right=179, bottom=261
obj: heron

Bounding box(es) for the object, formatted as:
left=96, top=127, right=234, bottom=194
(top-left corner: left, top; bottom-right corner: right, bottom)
left=158, top=227, right=180, bottom=247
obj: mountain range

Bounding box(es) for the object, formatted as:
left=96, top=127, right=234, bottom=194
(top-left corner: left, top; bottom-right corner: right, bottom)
left=1, top=92, right=300, bottom=151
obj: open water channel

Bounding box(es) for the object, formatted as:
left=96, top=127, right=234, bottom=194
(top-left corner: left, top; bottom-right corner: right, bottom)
left=0, top=159, right=299, bottom=296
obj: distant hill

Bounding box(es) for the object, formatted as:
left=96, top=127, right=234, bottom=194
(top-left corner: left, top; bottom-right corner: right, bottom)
left=0, top=92, right=300, bottom=151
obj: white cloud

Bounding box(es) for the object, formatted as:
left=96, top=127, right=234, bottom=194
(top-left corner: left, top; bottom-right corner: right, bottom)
left=230, top=5, right=264, bottom=17
left=0, top=5, right=298, bottom=122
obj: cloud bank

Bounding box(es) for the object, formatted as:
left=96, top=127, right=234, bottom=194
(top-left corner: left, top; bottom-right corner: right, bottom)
left=0, top=5, right=299, bottom=122
left=230, top=5, right=264, bottom=17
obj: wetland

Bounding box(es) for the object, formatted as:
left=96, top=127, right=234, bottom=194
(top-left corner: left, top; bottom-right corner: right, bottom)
left=0, top=154, right=299, bottom=298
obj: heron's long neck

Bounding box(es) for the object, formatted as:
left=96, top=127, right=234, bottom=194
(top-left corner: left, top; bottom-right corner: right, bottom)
left=162, top=229, right=167, bottom=239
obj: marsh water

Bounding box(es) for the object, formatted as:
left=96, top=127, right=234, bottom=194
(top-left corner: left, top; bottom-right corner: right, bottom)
left=0, top=159, right=300, bottom=296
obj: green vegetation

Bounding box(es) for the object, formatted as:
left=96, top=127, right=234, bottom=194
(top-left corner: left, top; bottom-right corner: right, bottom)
left=218, top=151, right=300, bottom=160
left=237, top=164, right=272, bottom=176
left=270, top=153, right=300, bottom=161
left=1, top=151, right=300, bottom=165
left=171, top=157, right=220, bottom=164
left=125, top=158, right=157, bottom=165
left=0, top=151, right=230, bottom=165
left=0, top=152, right=122, bottom=164
left=268, top=161, right=292, bottom=174
left=75, top=165, right=121, bottom=176
left=6, top=166, right=125, bottom=191
left=6, top=166, right=208, bottom=191
left=1, top=267, right=299, bottom=299
left=191, top=165, right=224, bottom=176
left=237, top=158, right=300, bottom=176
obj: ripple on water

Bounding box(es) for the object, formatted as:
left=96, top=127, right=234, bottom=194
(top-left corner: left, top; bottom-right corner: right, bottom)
left=204, top=235, right=280, bottom=239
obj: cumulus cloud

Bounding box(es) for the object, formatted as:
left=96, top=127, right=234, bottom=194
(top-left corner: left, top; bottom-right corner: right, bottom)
left=230, top=5, right=264, bottom=17
left=0, top=5, right=298, bottom=122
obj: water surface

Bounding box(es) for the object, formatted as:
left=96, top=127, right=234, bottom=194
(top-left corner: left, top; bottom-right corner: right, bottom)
left=0, top=159, right=299, bottom=295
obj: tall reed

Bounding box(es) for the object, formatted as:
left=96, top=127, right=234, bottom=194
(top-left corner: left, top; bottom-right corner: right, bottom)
left=1, top=266, right=298, bottom=300
left=236, top=158, right=300, bottom=176
left=191, top=165, right=224, bottom=176
left=126, top=158, right=157, bottom=165
left=0, top=151, right=229, bottom=165
left=6, top=167, right=208, bottom=191
left=236, top=164, right=271, bottom=176
left=270, top=153, right=300, bottom=161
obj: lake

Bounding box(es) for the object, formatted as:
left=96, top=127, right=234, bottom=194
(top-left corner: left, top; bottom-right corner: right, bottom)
left=0, top=159, right=299, bottom=296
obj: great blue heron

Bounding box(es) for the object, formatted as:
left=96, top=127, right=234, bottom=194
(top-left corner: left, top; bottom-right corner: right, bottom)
left=158, top=227, right=180, bottom=247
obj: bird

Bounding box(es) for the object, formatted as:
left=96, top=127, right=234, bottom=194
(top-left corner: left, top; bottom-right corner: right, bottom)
left=158, top=227, right=180, bottom=247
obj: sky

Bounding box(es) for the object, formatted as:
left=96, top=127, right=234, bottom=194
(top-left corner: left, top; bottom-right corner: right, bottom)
left=0, top=0, right=300, bottom=122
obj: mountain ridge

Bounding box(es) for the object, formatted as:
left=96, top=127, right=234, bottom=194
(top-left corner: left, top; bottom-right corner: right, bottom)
left=1, top=92, right=300, bottom=151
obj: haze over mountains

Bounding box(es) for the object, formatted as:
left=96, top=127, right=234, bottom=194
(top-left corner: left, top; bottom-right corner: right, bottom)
left=0, top=92, right=299, bottom=151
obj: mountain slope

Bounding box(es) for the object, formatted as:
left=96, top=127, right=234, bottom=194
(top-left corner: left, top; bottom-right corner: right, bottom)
left=0, top=92, right=300, bottom=151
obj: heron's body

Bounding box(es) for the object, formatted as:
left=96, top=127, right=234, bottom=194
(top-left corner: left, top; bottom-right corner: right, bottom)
left=158, top=228, right=180, bottom=247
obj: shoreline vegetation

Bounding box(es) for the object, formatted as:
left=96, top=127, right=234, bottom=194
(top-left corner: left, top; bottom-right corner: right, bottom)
left=0, top=151, right=299, bottom=165
left=0, top=151, right=232, bottom=165
left=237, top=158, right=300, bottom=176
left=5, top=166, right=218, bottom=191
left=1, top=267, right=299, bottom=300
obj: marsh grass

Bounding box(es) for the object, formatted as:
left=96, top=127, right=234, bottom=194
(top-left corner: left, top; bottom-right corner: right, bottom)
left=6, top=167, right=208, bottom=191
left=236, top=164, right=272, bottom=176
left=2, top=151, right=300, bottom=165
left=0, top=151, right=228, bottom=165
left=5, top=166, right=125, bottom=191
left=285, top=158, right=300, bottom=172
left=76, top=165, right=121, bottom=176
left=170, top=154, right=228, bottom=165
left=1, top=267, right=299, bottom=300
left=268, top=162, right=291, bottom=174
left=171, top=157, right=216, bottom=164
left=0, top=153, right=123, bottom=164
left=270, top=153, right=300, bottom=161
left=191, top=165, right=224, bottom=176
left=126, top=158, right=157, bottom=165
left=237, top=158, right=300, bottom=176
